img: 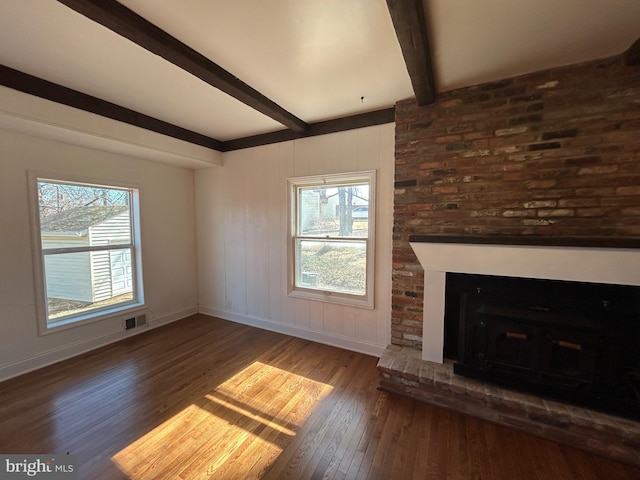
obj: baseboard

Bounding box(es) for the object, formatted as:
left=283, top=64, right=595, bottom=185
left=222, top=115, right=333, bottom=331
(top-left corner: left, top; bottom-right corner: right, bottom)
left=198, top=305, right=385, bottom=358
left=0, top=306, right=197, bottom=383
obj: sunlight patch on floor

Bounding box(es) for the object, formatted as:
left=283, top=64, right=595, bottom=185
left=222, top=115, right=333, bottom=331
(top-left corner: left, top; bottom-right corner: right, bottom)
left=204, top=393, right=297, bottom=437
left=112, top=360, right=334, bottom=479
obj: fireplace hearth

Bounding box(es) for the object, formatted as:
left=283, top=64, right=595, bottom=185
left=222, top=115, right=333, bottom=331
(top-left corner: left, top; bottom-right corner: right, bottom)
left=446, top=273, right=640, bottom=419
left=381, top=237, right=640, bottom=464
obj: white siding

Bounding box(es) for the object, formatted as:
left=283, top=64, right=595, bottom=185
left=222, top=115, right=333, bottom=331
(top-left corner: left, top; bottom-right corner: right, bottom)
left=89, top=211, right=132, bottom=302
left=41, top=236, right=90, bottom=249
left=41, top=236, right=93, bottom=302
left=44, top=250, right=93, bottom=302
left=90, top=250, right=112, bottom=302
left=89, top=211, right=130, bottom=246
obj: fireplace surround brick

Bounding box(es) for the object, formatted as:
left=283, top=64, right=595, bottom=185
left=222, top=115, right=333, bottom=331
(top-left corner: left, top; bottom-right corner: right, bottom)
left=392, top=54, right=640, bottom=348
left=377, top=346, right=640, bottom=466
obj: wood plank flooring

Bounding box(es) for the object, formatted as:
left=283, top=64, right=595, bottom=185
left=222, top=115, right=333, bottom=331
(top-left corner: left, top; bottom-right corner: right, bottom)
left=1, top=314, right=639, bottom=479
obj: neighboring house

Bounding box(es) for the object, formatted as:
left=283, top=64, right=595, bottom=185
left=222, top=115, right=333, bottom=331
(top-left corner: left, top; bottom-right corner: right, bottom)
left=40, top=206, right=132, bottom=303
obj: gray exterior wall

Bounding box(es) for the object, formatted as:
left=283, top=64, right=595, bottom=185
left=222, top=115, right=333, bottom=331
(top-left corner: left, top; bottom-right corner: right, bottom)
left=42, top=211, right=132, bottom=303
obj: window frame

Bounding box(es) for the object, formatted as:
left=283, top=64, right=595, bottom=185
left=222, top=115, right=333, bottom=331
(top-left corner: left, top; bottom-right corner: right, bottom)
left=287, top=170, right=376, bottom=309
left=28, top=171, right=145, bottom=335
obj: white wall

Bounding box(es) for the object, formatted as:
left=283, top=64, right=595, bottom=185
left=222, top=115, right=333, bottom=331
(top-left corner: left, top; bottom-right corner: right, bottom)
left=196, top=124, right=394, bottom=356
left=0, top=128, right=199, bottom=381
left=0, top=87, right=393, bottom=381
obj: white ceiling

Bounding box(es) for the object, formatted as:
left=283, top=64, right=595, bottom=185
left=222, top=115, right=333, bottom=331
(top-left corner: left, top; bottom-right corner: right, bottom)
left=426, top=0, right=640, bottom=91
left=1, top=0, right=639, bottom=144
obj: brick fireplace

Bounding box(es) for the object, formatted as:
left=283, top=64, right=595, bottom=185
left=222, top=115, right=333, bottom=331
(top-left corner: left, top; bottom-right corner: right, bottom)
left=381, top=52, right=640, bottom=464
left=392, top=54, right=640, bottom=349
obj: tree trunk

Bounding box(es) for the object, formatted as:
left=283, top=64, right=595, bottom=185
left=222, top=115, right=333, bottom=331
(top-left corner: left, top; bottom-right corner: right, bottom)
left=338, top=187, right=353, bottom=236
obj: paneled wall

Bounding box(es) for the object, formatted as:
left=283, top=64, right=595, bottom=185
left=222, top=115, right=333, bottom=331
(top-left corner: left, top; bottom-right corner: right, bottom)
left=196, top=124, right=395, bottom=355
left=392, top=54, right=640, bottom=348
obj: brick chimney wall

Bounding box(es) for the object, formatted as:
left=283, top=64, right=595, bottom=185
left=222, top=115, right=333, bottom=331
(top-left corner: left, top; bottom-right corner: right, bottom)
left=392, top=55, right=640, bottom=348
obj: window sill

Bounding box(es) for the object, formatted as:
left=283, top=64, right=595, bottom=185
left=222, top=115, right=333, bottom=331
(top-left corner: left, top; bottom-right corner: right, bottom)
left=289, top=288, right=373, bottom=309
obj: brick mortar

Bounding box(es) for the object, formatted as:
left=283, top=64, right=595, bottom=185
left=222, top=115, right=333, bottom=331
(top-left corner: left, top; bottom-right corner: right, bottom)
left=392, top=54, right=640, bottom=346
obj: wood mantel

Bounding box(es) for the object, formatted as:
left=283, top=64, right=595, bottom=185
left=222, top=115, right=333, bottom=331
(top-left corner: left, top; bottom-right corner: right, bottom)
left=408, top=235, right=640, bottom=249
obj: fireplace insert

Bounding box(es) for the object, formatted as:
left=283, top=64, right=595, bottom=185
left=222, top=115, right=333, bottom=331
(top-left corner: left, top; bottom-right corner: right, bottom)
left=445, top=273, right=640, bottom=419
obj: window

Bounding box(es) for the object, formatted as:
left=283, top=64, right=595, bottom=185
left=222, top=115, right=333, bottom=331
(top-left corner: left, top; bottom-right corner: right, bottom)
left=29, top=173, right=144, bottom=333
left=288, top=171, right=375, bottom=308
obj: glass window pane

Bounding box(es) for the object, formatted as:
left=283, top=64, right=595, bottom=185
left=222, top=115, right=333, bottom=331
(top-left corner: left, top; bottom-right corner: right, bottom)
left=298, top=183, right=369, bottom=238
left=38, top=182, right=131, bottom=245
left=296, top=239, right=367, bottom=295
left=44, top=248, right=134, bottom=322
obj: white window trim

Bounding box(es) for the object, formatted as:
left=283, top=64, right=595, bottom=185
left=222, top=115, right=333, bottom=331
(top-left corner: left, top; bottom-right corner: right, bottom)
left=287, top=170, right=376, bottom=309
left=28, top=171, right=145, bottom=335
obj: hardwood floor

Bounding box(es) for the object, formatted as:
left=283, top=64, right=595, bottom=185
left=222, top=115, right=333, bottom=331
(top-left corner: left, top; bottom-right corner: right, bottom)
left=1, top=314, right=639, bottom=479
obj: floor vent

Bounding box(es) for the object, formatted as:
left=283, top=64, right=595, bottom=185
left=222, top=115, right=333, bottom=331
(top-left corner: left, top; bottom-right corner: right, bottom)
left=124, top=314, right=147, bottom=330
left=136, top=314, right=147, bottom=327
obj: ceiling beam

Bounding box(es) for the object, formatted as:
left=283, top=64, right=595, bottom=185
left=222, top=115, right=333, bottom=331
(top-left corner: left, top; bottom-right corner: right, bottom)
left=222, top=108, right=395, bottom=152
left=1, top=65, right=393, bottom=153
left=0, top=65, right=223, bottom=150
left=56, top=0, right=309, bottom=133
left=623, top=36, right=640, bottom=66
left=386, top=0, right=436, bottom=105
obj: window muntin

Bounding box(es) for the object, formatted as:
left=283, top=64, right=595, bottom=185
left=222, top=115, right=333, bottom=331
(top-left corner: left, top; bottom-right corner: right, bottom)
left=32, top=176, right=144, bottom=331
left=289, top=171, right=375, bottom=308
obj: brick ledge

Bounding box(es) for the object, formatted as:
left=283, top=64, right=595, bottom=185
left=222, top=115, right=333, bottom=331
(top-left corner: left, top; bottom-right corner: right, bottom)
left=377, top=344, right=640, bottom=466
